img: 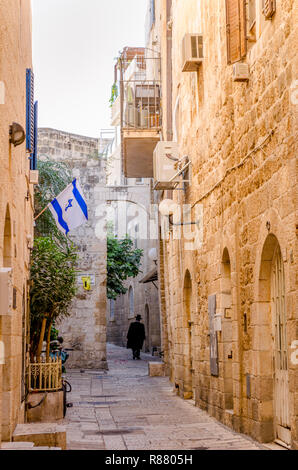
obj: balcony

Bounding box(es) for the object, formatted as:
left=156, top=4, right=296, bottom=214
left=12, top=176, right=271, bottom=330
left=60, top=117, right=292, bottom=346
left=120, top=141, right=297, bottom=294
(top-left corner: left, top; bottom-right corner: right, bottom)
left=120, top=51, right=161, bottom=178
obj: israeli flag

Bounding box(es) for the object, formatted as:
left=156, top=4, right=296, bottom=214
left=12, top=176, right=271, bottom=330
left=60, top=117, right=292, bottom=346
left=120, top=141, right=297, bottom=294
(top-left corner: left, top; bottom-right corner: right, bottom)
left=49, top=179, right=88, bottom=235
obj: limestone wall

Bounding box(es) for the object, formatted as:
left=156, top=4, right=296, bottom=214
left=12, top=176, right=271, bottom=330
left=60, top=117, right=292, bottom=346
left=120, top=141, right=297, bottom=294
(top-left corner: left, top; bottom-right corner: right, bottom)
left=38, top=128, right=108, bottom=369
left=153, top=0, right=297, bottom=447
left=0, top=0, right=34, bottom=442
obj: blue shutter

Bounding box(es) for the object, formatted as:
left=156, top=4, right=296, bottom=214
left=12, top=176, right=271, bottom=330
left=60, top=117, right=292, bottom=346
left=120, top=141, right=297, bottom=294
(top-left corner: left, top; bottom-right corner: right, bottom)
left=31, top=101, right=38, bottom=170
left=26, top=68, right=34, bottom=153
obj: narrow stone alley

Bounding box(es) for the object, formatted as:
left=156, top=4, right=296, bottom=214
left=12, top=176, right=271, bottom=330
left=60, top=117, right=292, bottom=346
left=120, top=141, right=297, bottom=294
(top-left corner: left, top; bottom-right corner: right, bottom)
left=63, top=344, right=266, bottom=451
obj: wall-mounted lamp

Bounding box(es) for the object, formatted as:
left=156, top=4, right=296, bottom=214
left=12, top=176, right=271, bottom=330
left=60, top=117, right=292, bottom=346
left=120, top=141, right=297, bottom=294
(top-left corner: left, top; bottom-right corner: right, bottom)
left=9, top=122, right=25, bottom=147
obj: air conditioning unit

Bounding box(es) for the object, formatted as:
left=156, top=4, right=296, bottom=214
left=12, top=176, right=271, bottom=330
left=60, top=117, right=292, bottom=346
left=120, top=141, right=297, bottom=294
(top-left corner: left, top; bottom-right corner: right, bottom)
left=29, top=170, right=39, bottom=185
left=0, top=268, right=12, bottom=316
left=233, top=63, right=249, bottom=82
left=262, top=0, right=276, bottom=19
left=182, top=34, right=203, bottom=72
left=153, top=142, right=180, bottom=190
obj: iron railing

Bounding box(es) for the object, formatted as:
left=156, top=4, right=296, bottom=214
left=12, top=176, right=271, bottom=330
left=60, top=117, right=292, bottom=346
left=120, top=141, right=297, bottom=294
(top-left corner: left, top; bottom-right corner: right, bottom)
left=28, top=356, right=62, bottom=392
left=120, top=53, right=161, bottom=130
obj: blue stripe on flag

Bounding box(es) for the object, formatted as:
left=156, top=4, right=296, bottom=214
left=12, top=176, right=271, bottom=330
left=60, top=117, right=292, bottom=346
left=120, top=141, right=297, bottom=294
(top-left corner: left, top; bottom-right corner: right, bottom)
left=51, top=199, right=70, bottom=234
left=72, top=179, right=88, bottom=220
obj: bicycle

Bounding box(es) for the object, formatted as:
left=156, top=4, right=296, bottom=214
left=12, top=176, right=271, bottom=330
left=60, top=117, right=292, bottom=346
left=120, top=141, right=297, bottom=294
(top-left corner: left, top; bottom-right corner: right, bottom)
left=50, top=341, right=74, bottom=417
left=62, top=377, right=72, bottom=417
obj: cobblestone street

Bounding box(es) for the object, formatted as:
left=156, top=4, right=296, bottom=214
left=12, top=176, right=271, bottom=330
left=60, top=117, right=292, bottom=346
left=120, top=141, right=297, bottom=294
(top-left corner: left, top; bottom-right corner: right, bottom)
left=63, top=344, right=267, bottom=450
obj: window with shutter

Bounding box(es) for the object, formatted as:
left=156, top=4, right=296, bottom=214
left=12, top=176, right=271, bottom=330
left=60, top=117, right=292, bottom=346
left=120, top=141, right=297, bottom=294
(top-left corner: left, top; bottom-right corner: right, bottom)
left=26, top=69, right=38, bottom=170
left=31, top=101, right=38, bottom=171
left=225, top=0, right=247, bottom=64
left=26, top=68, right=34, bottom=153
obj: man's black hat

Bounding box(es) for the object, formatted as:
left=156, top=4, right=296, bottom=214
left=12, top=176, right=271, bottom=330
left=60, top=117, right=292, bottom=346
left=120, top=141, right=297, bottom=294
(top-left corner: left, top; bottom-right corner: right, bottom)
left=136, top=315, right=142, bottom=321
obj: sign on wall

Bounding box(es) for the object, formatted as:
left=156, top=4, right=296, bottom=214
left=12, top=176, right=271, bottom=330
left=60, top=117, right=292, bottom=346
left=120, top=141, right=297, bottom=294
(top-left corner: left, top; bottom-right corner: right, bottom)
left=77, top=274, right=96, bottom=286
left=208, top=294, right=219, bottom=377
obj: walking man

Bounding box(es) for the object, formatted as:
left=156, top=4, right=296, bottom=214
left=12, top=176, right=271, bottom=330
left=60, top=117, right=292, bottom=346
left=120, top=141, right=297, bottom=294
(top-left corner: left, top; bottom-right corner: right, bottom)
left=127, top=315, right=146, bottom=360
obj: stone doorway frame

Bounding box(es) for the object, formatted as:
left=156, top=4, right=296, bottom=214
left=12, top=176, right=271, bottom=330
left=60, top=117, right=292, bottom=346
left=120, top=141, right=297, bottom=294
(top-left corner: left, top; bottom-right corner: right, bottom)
left=182, top=269, right=194, bottom=399
left=221, top=247, right=234, bottom=411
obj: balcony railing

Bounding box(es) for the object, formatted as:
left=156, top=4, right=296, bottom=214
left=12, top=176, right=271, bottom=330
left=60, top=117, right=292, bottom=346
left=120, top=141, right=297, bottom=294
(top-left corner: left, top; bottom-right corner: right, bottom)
left=120, top=54, right=161, bottom=131
left=123, top=81, right=161, bottom=130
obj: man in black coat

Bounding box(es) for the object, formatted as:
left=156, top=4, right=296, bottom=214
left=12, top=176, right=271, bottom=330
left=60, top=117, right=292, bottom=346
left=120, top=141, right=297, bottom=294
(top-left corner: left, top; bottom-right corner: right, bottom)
left=127, top=315, right=146, bottom=360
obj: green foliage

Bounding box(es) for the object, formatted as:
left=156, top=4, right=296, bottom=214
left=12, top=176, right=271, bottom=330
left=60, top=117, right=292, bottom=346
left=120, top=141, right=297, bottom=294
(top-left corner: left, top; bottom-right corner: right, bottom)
left=109, top=82, right=119, bottom=107
left=34, top=159, right=72, bottom=242
left=107, top=235, right=143, bottom=300
left=29, top=237, right=78, bottom=356
left=50, top=324, right=59, bottom=342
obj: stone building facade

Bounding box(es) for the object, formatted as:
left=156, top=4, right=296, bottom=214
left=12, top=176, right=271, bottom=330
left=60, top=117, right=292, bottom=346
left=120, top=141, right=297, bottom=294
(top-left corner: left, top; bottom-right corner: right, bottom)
left=38, top=128, right=110, bottom=369
left=0, top=0, right=34, bottom=442
left=131, top=0, right=297, bottom=448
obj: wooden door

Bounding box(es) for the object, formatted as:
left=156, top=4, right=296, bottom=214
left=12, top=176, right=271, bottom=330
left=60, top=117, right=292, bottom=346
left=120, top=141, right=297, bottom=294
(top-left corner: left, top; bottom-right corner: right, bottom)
left=271, top=246, right=291, bottom=445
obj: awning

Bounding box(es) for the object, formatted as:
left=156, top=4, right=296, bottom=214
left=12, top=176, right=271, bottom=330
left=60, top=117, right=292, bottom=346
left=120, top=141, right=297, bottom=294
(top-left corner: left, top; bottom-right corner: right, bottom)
left=139, top=268, right=158, bottom=284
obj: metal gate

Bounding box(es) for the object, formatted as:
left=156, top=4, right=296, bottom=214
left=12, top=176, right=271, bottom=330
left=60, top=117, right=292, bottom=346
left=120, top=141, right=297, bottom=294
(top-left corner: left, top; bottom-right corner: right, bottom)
left=271, top=245, right=291, bottom=446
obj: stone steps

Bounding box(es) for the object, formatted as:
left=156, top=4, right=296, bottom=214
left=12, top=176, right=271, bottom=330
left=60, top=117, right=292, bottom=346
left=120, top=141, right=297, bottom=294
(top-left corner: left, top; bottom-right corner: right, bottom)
left=12, top=423, right=66, bottom=450
left=1, top=442, right=35, bottom=450
left=1, top=441, right=62, bottom=450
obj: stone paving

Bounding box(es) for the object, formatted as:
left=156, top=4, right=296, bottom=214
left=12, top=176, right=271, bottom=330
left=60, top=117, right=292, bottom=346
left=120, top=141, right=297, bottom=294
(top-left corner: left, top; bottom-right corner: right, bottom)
left=63, top=344, right=267, bottom=450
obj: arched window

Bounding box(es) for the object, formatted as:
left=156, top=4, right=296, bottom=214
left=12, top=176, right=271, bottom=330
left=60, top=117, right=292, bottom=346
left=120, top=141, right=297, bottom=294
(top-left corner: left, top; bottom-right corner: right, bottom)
left=129, top=287, right=134, bottom=318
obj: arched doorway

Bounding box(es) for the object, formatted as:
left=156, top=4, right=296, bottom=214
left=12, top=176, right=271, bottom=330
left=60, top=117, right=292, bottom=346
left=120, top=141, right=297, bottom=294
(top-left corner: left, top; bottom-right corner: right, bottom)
left=183, top=270, right=194, bottom=399
left=145, top=304, right=150, bottom=353
left=258, top=234, right=290, bottom=445
left=221, top=248, right=233, bottom=411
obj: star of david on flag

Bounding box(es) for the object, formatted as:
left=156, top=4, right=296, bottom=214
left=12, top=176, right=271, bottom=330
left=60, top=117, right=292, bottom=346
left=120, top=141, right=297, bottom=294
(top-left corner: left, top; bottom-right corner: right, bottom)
left=48, top=179, right=88, bottom=235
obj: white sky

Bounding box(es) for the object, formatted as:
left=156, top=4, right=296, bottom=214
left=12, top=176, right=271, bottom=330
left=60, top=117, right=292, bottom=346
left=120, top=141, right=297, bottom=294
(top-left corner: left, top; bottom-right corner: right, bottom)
left=32, top=0, right=147, bottom=138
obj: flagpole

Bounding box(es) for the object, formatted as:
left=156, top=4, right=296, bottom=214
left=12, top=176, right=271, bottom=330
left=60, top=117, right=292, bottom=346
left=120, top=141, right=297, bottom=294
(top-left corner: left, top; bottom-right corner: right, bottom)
left=34, top=204, right=50, bottom=221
